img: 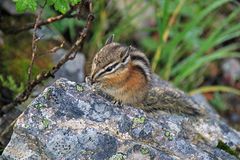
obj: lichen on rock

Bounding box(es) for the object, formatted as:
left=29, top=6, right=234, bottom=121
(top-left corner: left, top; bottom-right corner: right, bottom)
left=2, top=77, right=240, bottom=160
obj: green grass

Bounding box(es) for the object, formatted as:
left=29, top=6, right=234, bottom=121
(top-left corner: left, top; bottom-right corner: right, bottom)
left=8, top=0, right=240, bottom=97
left=41, top=0, right=240, bottom=95
left=0, top=75, right=24, bottom=97
left=138, top=0, right=240, bottom=92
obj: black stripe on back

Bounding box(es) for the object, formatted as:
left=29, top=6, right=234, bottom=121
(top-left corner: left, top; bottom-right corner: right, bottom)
left=121, top=48, right=129, bottom=63
left=134, top=65, right=149, bottom=81
left=130, top=55, right=149, bottom=67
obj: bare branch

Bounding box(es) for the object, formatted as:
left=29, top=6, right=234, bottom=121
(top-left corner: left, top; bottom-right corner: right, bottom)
left=47, top=41, right=65, bottom=55
left=1, top=0, right=94, bottom=114
left=0, top=0, right=93, bottom=147
left=27, top=3, right=46, bottom=84
left=3, top=3, right=82, bottom=34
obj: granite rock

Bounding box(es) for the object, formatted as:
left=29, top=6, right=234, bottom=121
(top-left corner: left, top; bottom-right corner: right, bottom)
left=2, top=78, right=240, bottom=160
left=52, top=49, right=85, bottom=83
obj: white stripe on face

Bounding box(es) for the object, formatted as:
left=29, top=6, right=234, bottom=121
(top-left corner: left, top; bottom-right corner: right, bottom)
left=93, top=55, right=130, bottom=81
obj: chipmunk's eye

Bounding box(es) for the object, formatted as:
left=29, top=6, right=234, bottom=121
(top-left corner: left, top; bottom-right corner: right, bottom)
left=106, top=66, right=113, bottom=72
left=105, top=63, right=118, bottom=72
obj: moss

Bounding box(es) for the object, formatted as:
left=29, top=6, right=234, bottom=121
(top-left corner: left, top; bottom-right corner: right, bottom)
left=164, top=131, right=170, bottom=137
left=163, top=129, right=174, bottom=141
left=1, top=31, right=54, bottom=85
left=140, top=147, right=149, bottom=155
left=24, top=124, right=30, bottom=129
left=44, top=88, right=53, bottom=100
left=34, top=103, right=46, bottom=110
left=109, top=153, right=126, bottom=160
left=217, top=140, right=240, bottom=159
left=132, top=116, right=146, bottom=128
left=79, top=150, right=94, bottom=155
left=76, top=84, right=84, bottom=92
left=133, top=116, right=145, bottom=124
left=0, top=74, right=24, bottom=96
left=168, top=136, right=173, bottom=141
left=42, top=118, right=50, bottom=128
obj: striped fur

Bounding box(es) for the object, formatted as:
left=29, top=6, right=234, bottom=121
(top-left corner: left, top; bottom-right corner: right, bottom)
left=89, top=42, right=152, bottom=105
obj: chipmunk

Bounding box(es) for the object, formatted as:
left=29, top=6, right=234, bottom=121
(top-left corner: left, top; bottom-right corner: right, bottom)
left=88, top=35, right=151, bottom=105
left=87, top=35, right=205, bottom=116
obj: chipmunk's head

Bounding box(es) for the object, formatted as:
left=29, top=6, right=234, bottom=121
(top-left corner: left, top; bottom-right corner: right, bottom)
left=89, top=35, right=131, bottom=84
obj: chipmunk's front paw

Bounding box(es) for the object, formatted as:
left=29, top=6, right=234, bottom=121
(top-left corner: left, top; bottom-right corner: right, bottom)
left=112, top=100, right=123, bottom=107
left=85, top=76, right=91, bottom=84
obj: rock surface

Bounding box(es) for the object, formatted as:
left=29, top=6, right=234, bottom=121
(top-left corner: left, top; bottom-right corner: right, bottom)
left=2, top=77, right=240, bottom=160
left=52, top=49, right=85, bottom=83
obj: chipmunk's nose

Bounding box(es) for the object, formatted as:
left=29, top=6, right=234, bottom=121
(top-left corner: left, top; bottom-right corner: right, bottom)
left=85, top=75, right=95, bottom=85
left=85, top=76, right=92, bottom=85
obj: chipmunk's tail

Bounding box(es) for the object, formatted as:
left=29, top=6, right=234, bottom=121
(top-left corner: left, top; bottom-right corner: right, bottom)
left=140, top=87, right=206, bottom=117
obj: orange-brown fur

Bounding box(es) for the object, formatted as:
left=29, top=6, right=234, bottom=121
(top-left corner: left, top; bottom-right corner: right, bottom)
left=99, top=62, right=148, bottom=105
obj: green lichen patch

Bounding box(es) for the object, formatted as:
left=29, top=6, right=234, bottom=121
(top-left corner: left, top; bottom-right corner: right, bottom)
left=44, top=88, right=53, bottom=99
left=34, top=103, right=46, bottom=110
left=109, top=153, right=126, bottom=160
left=79, top=150, right=94, bottom=155
left=217, top=140, right=239, bottom=159
left=163, top=129, right=174, bottom=141
left=24, top=124, right=30, bottom=129
left=42, top=118, right=50, bottom=128
left=168, top=136, right=173, bottom=141
left=164, top=131, right=171, bottom=137
left=133, top=116, right=145, bottom=124
left=76, top=84, right=84, bottom=92
left=132, top=116, right=146, bottom=128
left=140, top=147, right=150, bottom=155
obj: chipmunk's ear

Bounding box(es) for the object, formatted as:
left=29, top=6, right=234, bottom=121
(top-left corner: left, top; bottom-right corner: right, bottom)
left=121, top=46, right=131, bottom=62
left=105, top=34, right=114, bottom=45
left=125, top=46, right=131, bottom=57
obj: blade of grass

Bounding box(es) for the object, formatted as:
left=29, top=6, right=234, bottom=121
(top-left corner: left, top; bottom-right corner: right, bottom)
left=112, top=1, right=151, bottom=36
left=152, top=0, right=185, bottom=72
left=160, top=0, right=231, bottom=81
left=171, top=3, right=240, bottom=77
left=164, top=0, right=231, bottom=58
left=162, top=0, right=186, bottom=79
left=189, top=86, right=240, bottom=96
left=151, top=0, right=169, bottom=71
left=173, top=47, right=240, bottom=85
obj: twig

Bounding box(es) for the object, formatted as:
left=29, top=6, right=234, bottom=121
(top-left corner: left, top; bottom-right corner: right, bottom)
left=0, top=0, right=93, bottom=147
left=3, top=4, right=81, bottom=34
left=35, top=41, right=65, bottom=59
left=1, top=0, right=94, bottom=114
left=48, top=41, right=65, bottom=53
left=27, top=2, right=46, bottom=84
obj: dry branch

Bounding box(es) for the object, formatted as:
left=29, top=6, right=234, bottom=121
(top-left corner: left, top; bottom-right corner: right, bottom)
left=3, top=3, right=82, bottom=34
left=0, top=0, right=94, bottom=146
left=27, top=3, right=46, bottom=84
left=2, top=3, right=93, bottom=114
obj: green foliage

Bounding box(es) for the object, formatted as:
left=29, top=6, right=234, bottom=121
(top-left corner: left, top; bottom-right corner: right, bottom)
left=209, top=92, right=228, bottom=112
left=82, top=0, right=240, bottom=93
left=139, top=0, right=240, bottom=91
left=13, top=0, right=240, bottom=94
left=52, top=0, right=70, bottom=14
left=42, top=118, right=50, bottom=128
left=0, top=75, right=24, bottom=96
left=6, top=58, right=40, bottom=84
left=86, top=0, right=151, bottom=54
left=217, top=140, right=240, bottom=158
left=41, top=4, right=85, bottom=41
left=16, top=0, right=37, bottom=12
left=15, top=0, right=81, bottom=13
